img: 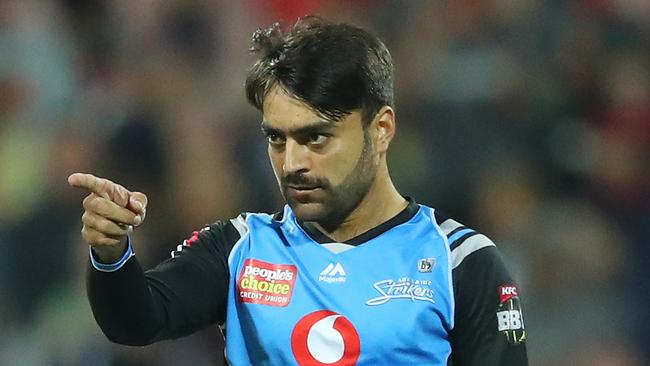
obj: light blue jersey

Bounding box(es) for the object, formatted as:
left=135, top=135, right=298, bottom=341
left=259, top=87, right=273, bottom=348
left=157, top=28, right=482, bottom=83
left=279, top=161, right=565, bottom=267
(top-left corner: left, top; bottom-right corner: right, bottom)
left=88, top=198, right=527, bottom=365
left=225, top=202, right=454, bottom=365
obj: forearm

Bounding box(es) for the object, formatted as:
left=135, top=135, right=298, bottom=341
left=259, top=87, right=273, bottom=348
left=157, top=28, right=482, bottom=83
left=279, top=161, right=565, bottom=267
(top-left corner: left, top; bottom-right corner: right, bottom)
left=86, top=255, right=164, bottom=346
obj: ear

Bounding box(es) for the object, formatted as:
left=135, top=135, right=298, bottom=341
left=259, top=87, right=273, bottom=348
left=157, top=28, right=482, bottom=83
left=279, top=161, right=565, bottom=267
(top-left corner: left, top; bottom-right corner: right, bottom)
left=370, top=106, right=396, bottom=154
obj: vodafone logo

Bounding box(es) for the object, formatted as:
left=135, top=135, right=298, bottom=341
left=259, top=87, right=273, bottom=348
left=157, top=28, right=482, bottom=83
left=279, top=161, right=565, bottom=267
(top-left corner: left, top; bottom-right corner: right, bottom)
left=291, top=310, right=361, bottom=366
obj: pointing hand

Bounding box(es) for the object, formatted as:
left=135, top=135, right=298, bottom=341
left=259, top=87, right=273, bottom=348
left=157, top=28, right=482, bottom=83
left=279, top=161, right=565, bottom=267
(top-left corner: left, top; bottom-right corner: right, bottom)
left=68, top=173, right=148, bottom=263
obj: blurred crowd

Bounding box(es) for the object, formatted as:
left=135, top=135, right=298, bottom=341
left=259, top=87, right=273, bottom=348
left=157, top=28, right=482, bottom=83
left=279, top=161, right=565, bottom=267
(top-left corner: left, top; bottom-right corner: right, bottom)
left=0, top=0, right=648, bottom=365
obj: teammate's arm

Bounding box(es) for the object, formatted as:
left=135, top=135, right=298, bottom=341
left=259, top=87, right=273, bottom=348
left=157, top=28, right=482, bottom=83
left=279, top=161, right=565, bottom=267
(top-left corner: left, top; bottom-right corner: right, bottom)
left=449, top=245, right=528, bottom=365
left=69, top=173, right=236, bottom=345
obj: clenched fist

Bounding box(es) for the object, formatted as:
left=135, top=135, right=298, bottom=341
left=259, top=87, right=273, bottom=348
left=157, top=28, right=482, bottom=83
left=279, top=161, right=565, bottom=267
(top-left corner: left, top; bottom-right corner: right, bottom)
left=68, top=173, right=148, bottom=263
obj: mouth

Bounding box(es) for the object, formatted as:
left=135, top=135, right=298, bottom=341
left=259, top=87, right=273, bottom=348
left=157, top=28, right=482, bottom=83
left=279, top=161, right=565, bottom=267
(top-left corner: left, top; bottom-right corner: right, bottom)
left=288, top=185, right=320, bottom=190
left=286, top=185, right=323, bottom=202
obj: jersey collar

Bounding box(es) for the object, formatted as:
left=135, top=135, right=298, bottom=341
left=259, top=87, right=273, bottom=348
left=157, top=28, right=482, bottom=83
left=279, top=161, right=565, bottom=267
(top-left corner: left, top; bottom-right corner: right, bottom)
left=295, top=196, right=420, bottom=246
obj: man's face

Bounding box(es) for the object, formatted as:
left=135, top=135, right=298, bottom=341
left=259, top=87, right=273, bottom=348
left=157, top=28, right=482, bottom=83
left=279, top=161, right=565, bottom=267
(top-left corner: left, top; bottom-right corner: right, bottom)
left=262, top=87, right=378, bottom=227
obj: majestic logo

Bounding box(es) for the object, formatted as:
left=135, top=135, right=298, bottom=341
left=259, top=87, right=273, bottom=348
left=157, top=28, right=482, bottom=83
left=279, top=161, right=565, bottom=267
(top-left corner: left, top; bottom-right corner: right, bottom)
left=496, top=284, right=526, bottom=344
left=417, top=258, right=436, bottom=273
left=365, top=277, right=435, bottom=306
left=291, top=310, right=361, bottom=366
left=237, top=258, right=297, bottom=307
left=319, top=262, right=346, bottom=283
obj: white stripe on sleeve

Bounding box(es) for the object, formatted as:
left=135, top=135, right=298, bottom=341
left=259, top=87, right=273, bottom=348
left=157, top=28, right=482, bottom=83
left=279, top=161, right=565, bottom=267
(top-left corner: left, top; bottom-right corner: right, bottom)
left=451, top=234, right=495, bottom=269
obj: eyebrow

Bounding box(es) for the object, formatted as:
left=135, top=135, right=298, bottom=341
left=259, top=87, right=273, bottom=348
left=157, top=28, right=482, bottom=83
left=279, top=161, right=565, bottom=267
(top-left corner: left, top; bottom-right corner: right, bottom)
left=260, top=120, right=336, bottom=136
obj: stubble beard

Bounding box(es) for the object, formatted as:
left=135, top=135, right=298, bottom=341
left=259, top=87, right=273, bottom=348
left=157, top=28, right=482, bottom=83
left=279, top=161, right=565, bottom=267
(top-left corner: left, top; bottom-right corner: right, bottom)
left=281, top=132, right=377, bottom=229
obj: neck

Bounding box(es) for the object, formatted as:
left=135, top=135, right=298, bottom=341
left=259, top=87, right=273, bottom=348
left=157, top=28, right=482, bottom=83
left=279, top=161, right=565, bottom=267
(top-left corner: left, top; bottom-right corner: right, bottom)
left=312, top=165, right=407, bottom=242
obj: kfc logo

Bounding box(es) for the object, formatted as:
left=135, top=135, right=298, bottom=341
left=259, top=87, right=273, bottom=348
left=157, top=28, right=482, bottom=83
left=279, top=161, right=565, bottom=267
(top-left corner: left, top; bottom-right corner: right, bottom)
left=498, top=285, right=518, bottom=304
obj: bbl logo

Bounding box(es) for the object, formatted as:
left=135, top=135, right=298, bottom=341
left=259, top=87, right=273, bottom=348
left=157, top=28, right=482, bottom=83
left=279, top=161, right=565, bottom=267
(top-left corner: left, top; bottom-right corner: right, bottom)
left=417, top=258, right=435, bottom=273
left=496, top=285, right=526, bottom=345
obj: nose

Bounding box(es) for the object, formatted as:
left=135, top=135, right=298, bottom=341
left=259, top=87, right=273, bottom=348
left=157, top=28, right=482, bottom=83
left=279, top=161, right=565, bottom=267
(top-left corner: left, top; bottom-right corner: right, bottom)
left=283, top=139, right=310, bottom=174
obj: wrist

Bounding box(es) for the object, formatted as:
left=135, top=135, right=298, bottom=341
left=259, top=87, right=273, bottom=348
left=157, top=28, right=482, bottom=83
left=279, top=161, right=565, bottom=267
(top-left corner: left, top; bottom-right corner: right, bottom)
left=91, top=238, right=128, bottom=264
left=90, top=237, right=134, bottom=272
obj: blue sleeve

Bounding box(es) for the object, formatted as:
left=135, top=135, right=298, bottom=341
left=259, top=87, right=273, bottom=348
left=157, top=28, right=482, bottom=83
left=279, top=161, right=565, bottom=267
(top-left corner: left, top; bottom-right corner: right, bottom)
left=89, top=238, right=135, bottom=272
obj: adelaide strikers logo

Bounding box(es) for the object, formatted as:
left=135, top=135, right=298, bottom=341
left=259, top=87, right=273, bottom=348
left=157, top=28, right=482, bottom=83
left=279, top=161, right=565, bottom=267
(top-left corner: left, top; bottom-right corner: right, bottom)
left=291, top=310, right=361, bottom=366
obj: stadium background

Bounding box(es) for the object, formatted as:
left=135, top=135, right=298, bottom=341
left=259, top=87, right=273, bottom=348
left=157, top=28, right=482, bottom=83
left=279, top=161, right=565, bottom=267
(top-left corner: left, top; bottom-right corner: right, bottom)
left=0, top=0, right=648, bottom=365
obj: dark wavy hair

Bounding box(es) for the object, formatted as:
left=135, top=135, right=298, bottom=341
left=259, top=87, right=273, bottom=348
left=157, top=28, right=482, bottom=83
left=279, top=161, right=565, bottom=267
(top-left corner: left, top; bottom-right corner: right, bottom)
left=245, top=17, right=394, bottom=127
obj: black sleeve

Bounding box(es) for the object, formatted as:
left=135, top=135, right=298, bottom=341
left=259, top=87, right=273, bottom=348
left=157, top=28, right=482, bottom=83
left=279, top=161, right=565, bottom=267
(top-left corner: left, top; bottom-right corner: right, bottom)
left=86, top=219, right=241, bottom=346
left=449, top=245, right=528, bottom=366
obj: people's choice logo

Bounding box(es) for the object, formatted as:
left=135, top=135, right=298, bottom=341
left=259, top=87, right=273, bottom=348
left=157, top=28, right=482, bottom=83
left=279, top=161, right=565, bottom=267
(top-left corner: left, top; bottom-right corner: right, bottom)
left=291, top=310, right=361, bottom=366
left=237, top=258, right=297, bottom=307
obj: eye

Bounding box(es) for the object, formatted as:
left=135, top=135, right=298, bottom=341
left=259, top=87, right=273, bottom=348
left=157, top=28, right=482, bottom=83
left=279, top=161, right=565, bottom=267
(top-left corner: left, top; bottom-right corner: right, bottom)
left=267, top=132, right=286, bottom=146
left=308, top=133, right=329, bottom=146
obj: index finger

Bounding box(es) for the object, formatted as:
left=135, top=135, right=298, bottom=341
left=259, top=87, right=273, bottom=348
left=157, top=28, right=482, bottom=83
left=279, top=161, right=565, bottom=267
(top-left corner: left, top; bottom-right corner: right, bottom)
left=68, top=173, right=111, bottom=199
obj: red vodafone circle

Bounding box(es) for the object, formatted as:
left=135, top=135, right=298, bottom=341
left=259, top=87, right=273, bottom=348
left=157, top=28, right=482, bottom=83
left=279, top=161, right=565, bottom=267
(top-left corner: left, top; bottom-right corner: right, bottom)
left=291, top=310, right=361, bottom=366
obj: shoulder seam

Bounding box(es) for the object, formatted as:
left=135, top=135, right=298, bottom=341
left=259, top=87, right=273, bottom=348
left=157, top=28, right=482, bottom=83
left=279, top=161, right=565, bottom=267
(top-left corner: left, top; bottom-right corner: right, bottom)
left=229, top=214, right=249, bottom=237
left=227, top=214, right=250, bottom=267
left=428, top=207, right=456, bottom=331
